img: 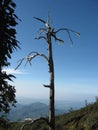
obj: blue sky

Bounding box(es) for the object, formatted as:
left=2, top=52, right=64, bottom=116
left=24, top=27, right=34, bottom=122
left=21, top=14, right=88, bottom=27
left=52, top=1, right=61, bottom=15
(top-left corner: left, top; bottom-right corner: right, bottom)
left=4, top=0, right=98, bottom=102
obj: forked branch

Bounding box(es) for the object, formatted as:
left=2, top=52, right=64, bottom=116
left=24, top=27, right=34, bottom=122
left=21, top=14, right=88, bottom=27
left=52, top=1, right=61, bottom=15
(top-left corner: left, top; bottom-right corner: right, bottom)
left=55, top=28, right=80, bottom=36
left=15, top=52, right=48, bottom=70
left=35, top=28, right=47, bottom=40
left=34, top=17, right=80, bottom=46
left=54, top=28, right=80, bottom=46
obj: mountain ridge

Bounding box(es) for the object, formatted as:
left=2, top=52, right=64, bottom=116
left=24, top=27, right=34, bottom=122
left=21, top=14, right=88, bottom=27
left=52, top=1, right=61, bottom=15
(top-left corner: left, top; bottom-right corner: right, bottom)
left=8, top=102, right=65, bottom=121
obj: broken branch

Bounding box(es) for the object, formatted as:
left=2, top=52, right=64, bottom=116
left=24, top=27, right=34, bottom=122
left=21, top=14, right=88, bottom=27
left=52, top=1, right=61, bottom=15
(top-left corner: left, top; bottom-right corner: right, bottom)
left=43, top=84, right=50, bottom=88
left=20, top=117, right=49, bottom=130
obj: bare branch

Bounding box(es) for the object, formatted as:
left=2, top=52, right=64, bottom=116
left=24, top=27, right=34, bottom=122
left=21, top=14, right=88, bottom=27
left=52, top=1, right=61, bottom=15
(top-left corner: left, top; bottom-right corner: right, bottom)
left=57, top=38, right=64, bottom=44
left=20, top=117, right=49, bottom=130
left=27, top=52, right=48, bottom=63
left=24, top=59, right=32, bottom=67
left=34, top=17, right=50, bottom=28
left=15, top=58, right=25, bottom=70
left=25, top=52, right=49, bottom=65
left=15, top=52, right=49, bottom=69
left=53, top=28, right=80, bottom=46
left=51, top=34, right=64, bottom=44
left=35, top=36, right=46, bottom=40
left=66, top=30, right=74, bottom=47
left=55, top=28, right=80, bottom=37
left=54, top=36, right=64, bottom=44
left=43, top=84, right=50, bottom=88
left=33, top=17, right=46, bottom=24
left=35, top=28, right=47, bottom=41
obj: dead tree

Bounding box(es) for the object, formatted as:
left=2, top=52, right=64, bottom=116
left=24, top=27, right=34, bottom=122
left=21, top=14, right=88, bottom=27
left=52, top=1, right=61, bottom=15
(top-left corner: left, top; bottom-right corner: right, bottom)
left=16, top=17, right=80, bottom=130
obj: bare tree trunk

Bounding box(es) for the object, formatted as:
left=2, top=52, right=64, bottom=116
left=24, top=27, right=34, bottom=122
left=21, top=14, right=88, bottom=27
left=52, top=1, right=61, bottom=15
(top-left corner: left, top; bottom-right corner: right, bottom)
left=16, top=17, right=80, bottom=130
left=47, top=28, right=55, bottom=130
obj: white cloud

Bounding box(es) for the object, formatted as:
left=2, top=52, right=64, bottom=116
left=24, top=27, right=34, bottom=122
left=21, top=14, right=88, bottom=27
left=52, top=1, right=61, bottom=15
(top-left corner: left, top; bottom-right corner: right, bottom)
left=3, top=68, right=27, bottom=75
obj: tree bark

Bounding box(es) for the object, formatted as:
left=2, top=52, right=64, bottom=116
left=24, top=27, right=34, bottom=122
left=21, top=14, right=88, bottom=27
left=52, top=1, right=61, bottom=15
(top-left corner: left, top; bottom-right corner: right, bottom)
left=47, top=28, right=55, bottom=130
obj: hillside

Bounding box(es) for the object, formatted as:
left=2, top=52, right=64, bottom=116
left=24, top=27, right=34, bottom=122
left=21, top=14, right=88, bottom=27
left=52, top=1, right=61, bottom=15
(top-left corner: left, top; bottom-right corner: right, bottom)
left=7, top=102, right=65, bottom=121
left=56, top=100, right=98, bottom=130
left=0, top=100, right=98, bottom=130
left=8, top=102, right=48, bottom=121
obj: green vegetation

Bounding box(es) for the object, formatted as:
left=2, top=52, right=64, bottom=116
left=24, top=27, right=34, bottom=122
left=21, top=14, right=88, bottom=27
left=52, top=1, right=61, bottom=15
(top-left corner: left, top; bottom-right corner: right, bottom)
left=0, top=100, right=98, bottom=130
left=56, top=100, right=98, bottom=130
left=0, top=0, right=19, bottom=114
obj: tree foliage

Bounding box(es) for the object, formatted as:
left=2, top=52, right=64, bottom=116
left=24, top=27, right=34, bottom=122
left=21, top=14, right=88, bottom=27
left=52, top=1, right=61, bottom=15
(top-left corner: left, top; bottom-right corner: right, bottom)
left=0, top=0, right=19, bottom=113
left=0, top=116, right=10, bottom=129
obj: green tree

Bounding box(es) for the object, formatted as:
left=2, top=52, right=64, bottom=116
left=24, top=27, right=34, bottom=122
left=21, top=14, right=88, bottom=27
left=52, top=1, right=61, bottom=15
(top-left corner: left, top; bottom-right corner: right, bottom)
left=0, top=0, right=20, bottom=113
left=0, top=116, right=10, bottom=130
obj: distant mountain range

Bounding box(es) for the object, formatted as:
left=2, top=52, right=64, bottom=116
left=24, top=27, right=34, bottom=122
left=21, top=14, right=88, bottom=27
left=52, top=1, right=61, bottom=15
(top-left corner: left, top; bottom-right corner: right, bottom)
left=6, top=97, right=87, bottom=121
left=16, top=97, right=85, bottom=109
left=8, top=102, right=65, bottom=121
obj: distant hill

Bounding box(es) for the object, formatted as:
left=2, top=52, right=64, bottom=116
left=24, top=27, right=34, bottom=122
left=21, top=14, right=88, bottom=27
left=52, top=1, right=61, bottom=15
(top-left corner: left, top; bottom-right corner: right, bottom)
left=1, top=100, right=98, bottom=130
left=8, top=102, right=65, bottom=121
left=8, top=98, right=85, bottom=121
left=7, top=98, right=85, bottom=122
left=16, top=97, right=85, bottom=110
